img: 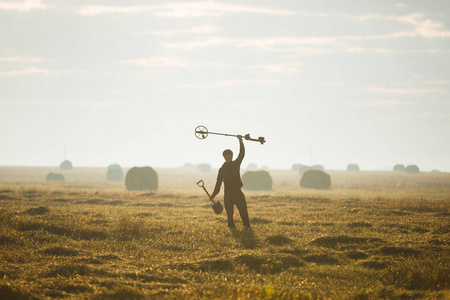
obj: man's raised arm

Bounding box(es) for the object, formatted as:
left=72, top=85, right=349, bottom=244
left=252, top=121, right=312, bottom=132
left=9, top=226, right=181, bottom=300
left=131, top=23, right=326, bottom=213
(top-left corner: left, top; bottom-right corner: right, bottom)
left=236, top=135, right=245, bottom=164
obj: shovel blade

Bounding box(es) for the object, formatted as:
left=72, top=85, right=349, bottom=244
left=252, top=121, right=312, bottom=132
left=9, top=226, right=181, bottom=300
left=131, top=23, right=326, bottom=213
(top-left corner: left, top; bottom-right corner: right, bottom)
left=212, top=201, right=223, bottom=214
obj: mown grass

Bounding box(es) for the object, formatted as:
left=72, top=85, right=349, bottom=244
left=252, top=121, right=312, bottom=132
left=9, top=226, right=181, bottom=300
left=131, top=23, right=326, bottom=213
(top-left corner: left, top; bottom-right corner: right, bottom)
left=0, top=173, right=449, bottom=299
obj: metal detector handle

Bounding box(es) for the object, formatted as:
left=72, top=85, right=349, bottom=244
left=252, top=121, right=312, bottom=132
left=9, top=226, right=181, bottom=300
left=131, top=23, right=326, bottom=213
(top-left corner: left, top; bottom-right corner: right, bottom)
left=197, top=179, right=213, bottom=201
left=244, top=134, right=266, bottom=144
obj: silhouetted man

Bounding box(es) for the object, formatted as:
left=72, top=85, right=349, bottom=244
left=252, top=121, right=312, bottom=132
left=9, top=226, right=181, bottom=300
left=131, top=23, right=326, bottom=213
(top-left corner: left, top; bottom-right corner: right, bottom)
left=210, top=135, right=250, bottom=228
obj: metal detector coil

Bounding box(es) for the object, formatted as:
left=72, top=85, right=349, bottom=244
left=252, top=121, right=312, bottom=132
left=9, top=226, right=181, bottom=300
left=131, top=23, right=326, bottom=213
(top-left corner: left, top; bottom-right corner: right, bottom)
left=195, top=125, right=266, bottom=144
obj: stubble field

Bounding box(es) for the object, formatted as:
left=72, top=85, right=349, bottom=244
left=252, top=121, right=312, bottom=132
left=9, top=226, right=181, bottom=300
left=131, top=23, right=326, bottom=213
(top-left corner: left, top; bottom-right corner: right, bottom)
left=0, top=167, right=449, bottom=299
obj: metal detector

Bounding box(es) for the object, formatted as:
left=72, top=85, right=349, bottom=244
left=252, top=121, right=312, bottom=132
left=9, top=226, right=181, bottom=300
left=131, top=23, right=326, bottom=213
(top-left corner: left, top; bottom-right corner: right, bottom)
left=195, top=125, right=266, bottom=144
left=197, top=179, right=223, bottom=214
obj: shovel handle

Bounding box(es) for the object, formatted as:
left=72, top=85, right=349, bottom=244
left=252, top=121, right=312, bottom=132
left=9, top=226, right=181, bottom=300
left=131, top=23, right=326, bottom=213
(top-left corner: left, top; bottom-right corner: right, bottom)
left=197, top=179, right=213, bottom=200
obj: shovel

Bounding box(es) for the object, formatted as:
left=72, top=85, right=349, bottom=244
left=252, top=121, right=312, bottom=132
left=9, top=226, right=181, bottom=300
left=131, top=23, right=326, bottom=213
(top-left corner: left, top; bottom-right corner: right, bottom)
left=197, top=180, right=223, bottom=214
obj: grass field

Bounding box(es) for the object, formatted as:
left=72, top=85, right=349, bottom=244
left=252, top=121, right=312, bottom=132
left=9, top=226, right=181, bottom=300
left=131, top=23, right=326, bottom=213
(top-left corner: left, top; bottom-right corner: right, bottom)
left=0, top=167, right=449, bottom=299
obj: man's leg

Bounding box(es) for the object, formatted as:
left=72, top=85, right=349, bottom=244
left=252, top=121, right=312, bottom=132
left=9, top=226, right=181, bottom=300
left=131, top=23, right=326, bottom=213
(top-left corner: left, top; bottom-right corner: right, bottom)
left=235, top=191, right=250, bottom=227
left=224, top=197, right=235, bottom=228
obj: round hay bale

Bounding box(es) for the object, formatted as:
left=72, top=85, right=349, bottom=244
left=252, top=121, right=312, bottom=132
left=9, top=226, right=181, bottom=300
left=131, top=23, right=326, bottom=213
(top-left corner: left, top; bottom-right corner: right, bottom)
left=247, top=163, right=258, bottom=170
left=298, top=165, right=312, bottom=175
left=107, top=164, right=123, bottom=182
left=242, top=170, right=272, bottom=191
left=405, top=165, right=420, bottom=174
left=46, top=173, right=65, bottom=181
left=393, top=164, right=405, bottom=171
left=313, top=165, right=325, bottom=171
left=347, top=164, right=360, bottom=171
left=197, top=163, right=211, bottom=173
left=60, top=160, right=73, bottom=170
left=125, top=167, right=158, bottom=191
left=295, top=164, right=324, bottom=175
left=300, top=170, right=331, bottom=189
left=291, top=164, right=301, bottom=171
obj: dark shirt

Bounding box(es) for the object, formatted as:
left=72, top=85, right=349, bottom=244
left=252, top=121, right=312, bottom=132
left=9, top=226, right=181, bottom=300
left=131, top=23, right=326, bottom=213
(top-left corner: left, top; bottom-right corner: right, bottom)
left=211, top=140, right=245, bottom=198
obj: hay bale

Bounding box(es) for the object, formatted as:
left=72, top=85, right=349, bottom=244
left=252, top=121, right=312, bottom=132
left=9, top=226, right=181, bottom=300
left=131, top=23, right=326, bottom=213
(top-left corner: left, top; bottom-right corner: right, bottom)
left=107, top=164, right=123, bottom=182
left=197, top=163, right=211, bottom=173
left=60, top=160, right=73, bottom=170
left=247, top=163, right=258, bottom=170
left=125, top=167, right=158, bottom=191
left=300, top=170, right=331, bottom=189
left=242, top=170, right=272, bottom=191
left=299, top=165, right=312, bottom=174
left=291, top=164, right=301, bottom=171
left=347, top=164, right=360, bottom=171
left=292, top=164, right=310, bottom=174
left=405, top=165, right=420, bottom=174
left=294, top=164, right=325, bottom=174
left=46, top=173, right=65, bottom=181
left=393, top=164, right=405, bottom=171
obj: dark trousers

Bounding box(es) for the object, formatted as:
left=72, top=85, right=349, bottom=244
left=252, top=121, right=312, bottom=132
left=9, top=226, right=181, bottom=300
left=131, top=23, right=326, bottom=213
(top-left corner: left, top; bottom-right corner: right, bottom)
left=224, top=190, right=250, bottom=227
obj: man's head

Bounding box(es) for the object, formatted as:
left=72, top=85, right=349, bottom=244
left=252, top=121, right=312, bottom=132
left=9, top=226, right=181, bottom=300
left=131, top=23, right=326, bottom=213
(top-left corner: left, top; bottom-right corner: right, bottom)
left=223, top=149, right=233, bottom=162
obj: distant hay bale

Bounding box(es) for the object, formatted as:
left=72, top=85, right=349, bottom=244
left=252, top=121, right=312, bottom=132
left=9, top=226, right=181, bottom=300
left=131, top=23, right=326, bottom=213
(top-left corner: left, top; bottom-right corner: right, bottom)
left=46, top=173, right=65, bottom=181
left=294, top=164, right=325, bottom=174
left=106, top=164, right=123, bottom=182
left=299, top=165, right=311, bottom=174
left=183, top=163, right=194, bottom=168
left=60, top=160, right=73, bottom=170
left=247, top=163, right=258, bottom=170
left=347, top=164, right=360, bottom=172
left=291, top=164, right=301, bottom=171
left=312, top=165, right=324, bottom=171
left=242, top=170, right=272, bottom=191
left=431, top=169, right=440, bottom=173
left=393, top=164, right=405, bottom=172
left=108, top=164, right=121, bottom=170
left=125, top=167, right=158, bottom=191
left=300, top=170, right=331, bottom=189
left=405, top=165, right=420, bottom=174
left=197, top=163, right=211, bottom=173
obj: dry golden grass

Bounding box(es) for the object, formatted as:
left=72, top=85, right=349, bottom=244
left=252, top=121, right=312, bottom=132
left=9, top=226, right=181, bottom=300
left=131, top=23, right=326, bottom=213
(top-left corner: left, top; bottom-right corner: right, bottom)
left=0, top=168, right=449, bottom=299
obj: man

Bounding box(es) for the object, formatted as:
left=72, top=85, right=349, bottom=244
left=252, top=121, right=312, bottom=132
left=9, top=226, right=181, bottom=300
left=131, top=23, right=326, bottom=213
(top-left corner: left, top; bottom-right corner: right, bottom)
left=210, top=135, right=250, bottom=228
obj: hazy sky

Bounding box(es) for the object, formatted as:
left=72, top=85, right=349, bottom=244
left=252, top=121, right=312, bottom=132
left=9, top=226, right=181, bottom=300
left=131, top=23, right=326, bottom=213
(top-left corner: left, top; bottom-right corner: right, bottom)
left=1, top=0, right=449, bottom=171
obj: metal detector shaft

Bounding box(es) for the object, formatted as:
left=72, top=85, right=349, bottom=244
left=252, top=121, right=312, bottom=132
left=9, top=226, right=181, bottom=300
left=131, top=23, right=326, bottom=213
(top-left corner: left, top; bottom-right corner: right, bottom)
left=198, top=131, right=239, bottom=138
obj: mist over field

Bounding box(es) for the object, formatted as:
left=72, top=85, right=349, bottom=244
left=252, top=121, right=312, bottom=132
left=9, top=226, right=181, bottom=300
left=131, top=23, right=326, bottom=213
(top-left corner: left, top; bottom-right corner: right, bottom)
left=1, top=0, right=450, bottom=171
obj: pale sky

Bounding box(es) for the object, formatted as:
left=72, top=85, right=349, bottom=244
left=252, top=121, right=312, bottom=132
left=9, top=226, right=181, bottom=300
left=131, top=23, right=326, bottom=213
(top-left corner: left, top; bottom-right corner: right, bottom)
left=1, top=0, right=449, bottom=171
